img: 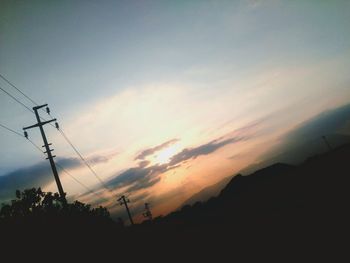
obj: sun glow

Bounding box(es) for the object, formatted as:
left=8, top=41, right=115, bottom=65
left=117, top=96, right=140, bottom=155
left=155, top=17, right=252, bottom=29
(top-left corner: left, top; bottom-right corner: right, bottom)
left=153, top=144, right=180, bottom=165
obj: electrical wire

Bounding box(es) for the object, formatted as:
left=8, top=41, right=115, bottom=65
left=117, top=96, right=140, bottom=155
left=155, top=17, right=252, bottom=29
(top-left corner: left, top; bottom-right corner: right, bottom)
left=56, top=163, right=108, bottom=202
left=0, top=122, right=42, bottom=152
left=58, top=128, right=112, bottom=192
left=0, top=73, right=39, bottom=106
left=0, top=85, right=34, bottom=113
left=0, top=122, right=108, bottom=204
left=0, top=74, right=113, bottom=195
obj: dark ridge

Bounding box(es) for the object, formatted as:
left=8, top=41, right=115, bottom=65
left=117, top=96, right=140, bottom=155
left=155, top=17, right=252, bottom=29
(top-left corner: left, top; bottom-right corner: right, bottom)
left=1, top=143, right=350, bottom=259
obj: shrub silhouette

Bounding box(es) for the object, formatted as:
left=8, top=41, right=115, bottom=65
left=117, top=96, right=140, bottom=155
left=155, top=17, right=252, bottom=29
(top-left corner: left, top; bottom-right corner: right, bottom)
left=0, top=188, right=113, bottom=234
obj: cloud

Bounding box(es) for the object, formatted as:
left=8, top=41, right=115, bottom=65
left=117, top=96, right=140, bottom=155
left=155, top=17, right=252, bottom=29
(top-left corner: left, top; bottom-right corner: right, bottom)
left=284, top=103, right=350, bottom=143
left=105, top=163, right=171, bottom=193
left=65, top=120, right=260, bottom=210
left=105, top=138, right=240, bottom=194
left=0, top=157, right=81, bottom=202
left=56, top=157, right=82, bottom=169
left=138, top=160, right=151, bottom=168
left=168, top=118, right=264, bottom=166
left=168, top=137, right=241, bottom=166
left=105, top=131, right=251, bottom=195
left=135, top=139, right=179, bottom=160
left=70, top=120, right=262, bottom=217
left=277, top=103, right=350, bottom=161
left=0, top=153, right=115, bottom=203
left=242, top=103, right=350, bottom=174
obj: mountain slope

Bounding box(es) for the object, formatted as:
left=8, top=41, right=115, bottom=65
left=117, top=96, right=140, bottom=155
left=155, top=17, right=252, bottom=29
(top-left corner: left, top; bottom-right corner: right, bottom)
left=154, top=143, right=350, bottom=229
left=179, top=175, right=232, bottom=208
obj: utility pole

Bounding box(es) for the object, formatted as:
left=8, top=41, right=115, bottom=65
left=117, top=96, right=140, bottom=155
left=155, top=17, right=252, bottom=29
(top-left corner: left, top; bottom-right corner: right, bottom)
left=142, top=202, right=153, bottom=221
left=322, top=135, right=333, bottom=152
left=118, top=195, right=134, bottom=225
left=23, top=104, right=66, bottom=203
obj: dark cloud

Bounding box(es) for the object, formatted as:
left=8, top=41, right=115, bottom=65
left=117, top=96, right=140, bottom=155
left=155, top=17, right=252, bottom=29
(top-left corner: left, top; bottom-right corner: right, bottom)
left=127, top=177, right=161, bottom=192
left=129, top=192, right=151, bottom=204
left=169, top=137, right=244, bottom=166
left=86, top=151, right=118, bottom=165
left=0, top=162, right=51, bottom=202
left=87, top=155, right=109, bottom=165
left=0, top=153, right=114, bottom=203
left=135, top=139, right=179, bottom=160
left=0, top=157, right=81, bottom=202
left=105, top=134, right=248, bottom=195
left=242, top=103, right=350, bottom=174
left=37, top=122, right=256, bottom=207
left=69, top=123, right=259, bottom=217
left=275, top=103, right=350, bottom=161
left=106, top=163, right=170, bottom=193
left=285, top=103, right=350, bottom=143
left=56, top=157, right=82, bottom=169
left=138, top=160, right=150, bottom=168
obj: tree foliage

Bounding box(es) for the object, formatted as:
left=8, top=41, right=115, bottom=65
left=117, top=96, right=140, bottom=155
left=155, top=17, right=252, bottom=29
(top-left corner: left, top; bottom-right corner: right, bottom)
left=0, top=188, right=112, bottom=228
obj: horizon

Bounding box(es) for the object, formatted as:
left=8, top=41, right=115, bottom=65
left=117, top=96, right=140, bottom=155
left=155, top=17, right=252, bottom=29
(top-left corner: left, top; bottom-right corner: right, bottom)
left=1, top=0, right=350, bottom=222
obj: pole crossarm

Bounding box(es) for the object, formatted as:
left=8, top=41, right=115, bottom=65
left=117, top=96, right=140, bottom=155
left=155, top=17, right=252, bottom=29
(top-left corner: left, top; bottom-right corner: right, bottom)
left=23, top=119, right=56, bottom=130
left=33, top=104, right=48, bottom=110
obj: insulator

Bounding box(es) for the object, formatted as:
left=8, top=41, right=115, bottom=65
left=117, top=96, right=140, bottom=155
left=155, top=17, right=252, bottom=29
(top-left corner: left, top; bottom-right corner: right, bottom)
left=46, top=107, right=50, bottom=114
left=24, top=131, right=28, bottom=139
left=55, top=122, right=59, bottom=130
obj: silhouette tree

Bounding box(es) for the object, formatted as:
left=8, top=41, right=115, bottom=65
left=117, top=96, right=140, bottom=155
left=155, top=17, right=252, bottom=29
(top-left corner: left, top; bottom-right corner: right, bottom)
left=0, top=188, right=112, bottom=231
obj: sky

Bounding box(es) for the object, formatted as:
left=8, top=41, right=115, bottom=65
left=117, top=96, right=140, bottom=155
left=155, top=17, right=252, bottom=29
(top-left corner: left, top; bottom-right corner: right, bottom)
left=0, top=0, right=350, bottom=222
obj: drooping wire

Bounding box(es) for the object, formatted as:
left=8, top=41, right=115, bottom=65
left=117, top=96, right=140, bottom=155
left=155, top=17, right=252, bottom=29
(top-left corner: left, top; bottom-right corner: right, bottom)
left=57, top=128, right=113, bottom=193
left=56, top=163, right=109, bottom=202
left=0, top=122, right=108, bottom=204
left=27, top=138, right=44, bottom=153
left=0, top=85, right=34, bottom=113
left=0, top=122, right=24, bottom=137
left=0, top=122, right=42, bottom=152
left=0, top=73, right=39, bottom=106
left=0, top=74, right=113, bottom=195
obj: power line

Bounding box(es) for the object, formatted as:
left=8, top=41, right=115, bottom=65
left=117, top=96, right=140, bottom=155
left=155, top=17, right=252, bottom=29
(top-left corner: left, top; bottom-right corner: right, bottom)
left=0, top=85, right=34, bottom=113
left=27, top=138, right=45, bottom=153
left=0, top=121, right=107, bottom=205
left=58, top=128, right=112, bottom=192
left=0, top=122, right=43, bottom=153
left=56, top=163, right=108, bottom=202
left=0, top=122, right=24, bottom=137
left=0, top=74, right=113, bottom=196
left=0, top=73, right=39, bottom=106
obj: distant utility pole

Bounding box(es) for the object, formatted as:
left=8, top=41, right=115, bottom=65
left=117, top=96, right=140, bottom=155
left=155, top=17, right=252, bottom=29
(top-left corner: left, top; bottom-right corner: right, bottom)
left=143, top=202, right=153, bottom=221
left=23, top=104, right=66, bottom=203
left=118, top=195, right=134, bottom=225
left=322, top=135, right=333, bottom=152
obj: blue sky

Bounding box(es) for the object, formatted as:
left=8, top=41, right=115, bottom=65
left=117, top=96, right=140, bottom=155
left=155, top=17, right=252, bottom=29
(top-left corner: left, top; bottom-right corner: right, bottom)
left=1, top=0, right=350, bottom=220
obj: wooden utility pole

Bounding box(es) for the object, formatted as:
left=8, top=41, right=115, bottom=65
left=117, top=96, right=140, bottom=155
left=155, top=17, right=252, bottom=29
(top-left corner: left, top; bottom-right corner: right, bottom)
left=118, top=195, right=134, bottom=225
left=23, top=104, right=66, bottom=203
left=143, top=202, right=153, bottom=221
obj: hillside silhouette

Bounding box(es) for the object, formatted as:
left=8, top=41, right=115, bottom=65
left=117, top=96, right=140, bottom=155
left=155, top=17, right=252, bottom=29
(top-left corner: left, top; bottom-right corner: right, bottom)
left=1, top=143, right=349, bottom=259
left=178, top=175, right=232, bottom=208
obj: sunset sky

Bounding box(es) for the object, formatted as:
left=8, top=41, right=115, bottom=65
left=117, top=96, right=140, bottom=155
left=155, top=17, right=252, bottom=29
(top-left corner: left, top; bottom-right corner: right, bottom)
left=1, top=0, right=350, bottom=221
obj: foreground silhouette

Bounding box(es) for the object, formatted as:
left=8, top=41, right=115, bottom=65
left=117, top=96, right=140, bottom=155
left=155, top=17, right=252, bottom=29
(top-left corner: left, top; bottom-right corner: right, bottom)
left=1, top=144, right=350, bottom=259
